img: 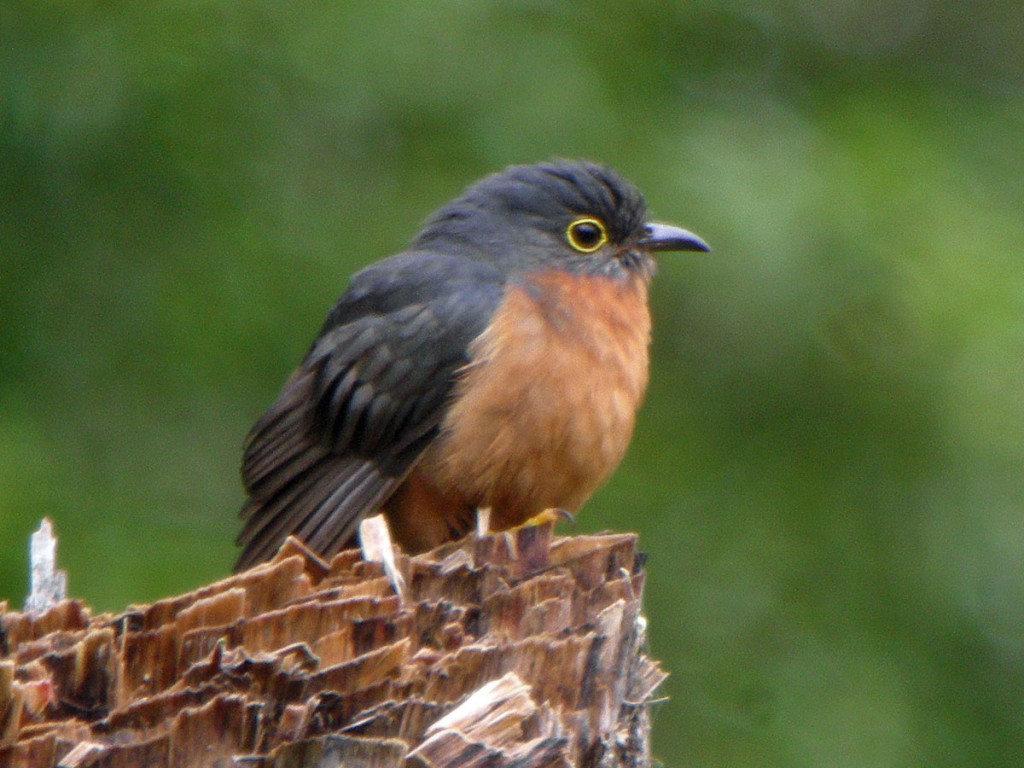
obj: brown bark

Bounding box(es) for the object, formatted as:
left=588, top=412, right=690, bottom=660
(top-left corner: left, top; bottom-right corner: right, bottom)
left=0, top=522, right=665, bottom=767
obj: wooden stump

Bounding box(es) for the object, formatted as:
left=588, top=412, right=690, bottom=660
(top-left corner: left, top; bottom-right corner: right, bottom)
left=0, top=522, right=665, bottom=767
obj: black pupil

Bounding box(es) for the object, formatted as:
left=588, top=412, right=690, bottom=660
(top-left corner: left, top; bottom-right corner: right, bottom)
left=573, top=222, right=601, bottom=247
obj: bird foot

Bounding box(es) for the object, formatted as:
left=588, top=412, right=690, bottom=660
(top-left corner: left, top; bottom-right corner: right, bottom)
left=518, top=508, right=575, bottom=529
left=474, top=507, right=574, bottom=538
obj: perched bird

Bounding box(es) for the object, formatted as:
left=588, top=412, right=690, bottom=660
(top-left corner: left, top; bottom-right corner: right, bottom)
left=236, top=160, right=709, bottom=571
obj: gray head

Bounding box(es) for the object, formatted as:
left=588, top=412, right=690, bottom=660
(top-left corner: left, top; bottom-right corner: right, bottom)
left=413, top=160, right=709, bottom=280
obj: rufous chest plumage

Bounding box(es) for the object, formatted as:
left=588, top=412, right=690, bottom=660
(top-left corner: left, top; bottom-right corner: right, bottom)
left=423, top=270, right=652, bottom=529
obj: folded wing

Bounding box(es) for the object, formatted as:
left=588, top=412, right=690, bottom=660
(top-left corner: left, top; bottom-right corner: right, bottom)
left=236, top=252, right=504, bottom=570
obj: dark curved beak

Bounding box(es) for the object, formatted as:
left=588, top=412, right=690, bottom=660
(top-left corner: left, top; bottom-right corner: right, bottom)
left=641, top=222, right=711, bottom=253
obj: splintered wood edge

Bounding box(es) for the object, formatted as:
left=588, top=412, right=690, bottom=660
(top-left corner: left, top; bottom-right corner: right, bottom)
left=421, top=672, right=533, bottom=737
left=359, top=514, right=409, bottom=604
left=1, top=518, right=666, bottom=768
left=25, top=519, right=66, bottom=614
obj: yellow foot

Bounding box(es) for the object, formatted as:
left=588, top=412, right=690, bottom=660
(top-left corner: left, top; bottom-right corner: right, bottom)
left=475, top=507, right=575, bottom=537
left=520, top=508, right=575, bottom=528
left=503, top=509, right=573, bottom=560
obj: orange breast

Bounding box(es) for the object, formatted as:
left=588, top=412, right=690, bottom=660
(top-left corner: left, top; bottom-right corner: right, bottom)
left=421, top=270, right=651, bottom=531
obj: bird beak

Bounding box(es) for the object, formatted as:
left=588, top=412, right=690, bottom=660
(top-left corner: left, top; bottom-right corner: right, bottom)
left=641, top=223, right=711, bottom=253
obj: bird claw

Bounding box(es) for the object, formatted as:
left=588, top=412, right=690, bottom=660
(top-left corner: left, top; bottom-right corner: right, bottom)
left=520, top=508, right=575, bottom=528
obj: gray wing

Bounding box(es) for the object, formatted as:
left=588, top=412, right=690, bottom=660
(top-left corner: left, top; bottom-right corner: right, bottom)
left=235, top=251, right=504, bottom=570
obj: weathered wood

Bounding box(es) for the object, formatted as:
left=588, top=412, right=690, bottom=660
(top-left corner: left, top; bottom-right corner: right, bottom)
left=0, top=520, right=665, bottom=767
left=25, top=519, right=67, bottom=614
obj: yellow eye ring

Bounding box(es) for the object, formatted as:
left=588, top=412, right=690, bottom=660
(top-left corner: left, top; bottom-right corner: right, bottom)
left=566, top=217, right=609, bottom=253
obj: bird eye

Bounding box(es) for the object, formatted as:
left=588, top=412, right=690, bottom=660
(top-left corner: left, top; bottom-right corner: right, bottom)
left=566, top=217, right=609, bottom=254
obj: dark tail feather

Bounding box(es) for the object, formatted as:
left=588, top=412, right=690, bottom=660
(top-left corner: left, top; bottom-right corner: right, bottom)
left=235, top=453, right=402, bottom=572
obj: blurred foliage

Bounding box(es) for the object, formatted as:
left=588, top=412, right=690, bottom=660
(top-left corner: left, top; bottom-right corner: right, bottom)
left=2, top=0, right=1023, bottom=765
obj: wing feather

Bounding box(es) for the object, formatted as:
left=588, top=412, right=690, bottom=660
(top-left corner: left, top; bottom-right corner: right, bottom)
left=235, top=251, right=504, bottom=571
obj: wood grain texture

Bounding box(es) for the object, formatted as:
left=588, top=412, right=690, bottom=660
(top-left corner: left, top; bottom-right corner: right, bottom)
left=0, top=524, right=665, bottom=767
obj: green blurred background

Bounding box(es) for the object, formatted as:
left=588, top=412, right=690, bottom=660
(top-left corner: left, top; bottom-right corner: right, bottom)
left=2, top=1, right=1023, bottom=764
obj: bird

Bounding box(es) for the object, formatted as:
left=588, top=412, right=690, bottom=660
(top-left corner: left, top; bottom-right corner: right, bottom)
left=235, top=160, right=709, bottom=572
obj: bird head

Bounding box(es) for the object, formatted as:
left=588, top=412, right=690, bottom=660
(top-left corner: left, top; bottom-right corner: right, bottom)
left=413, top=160, right=709, bottom=281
